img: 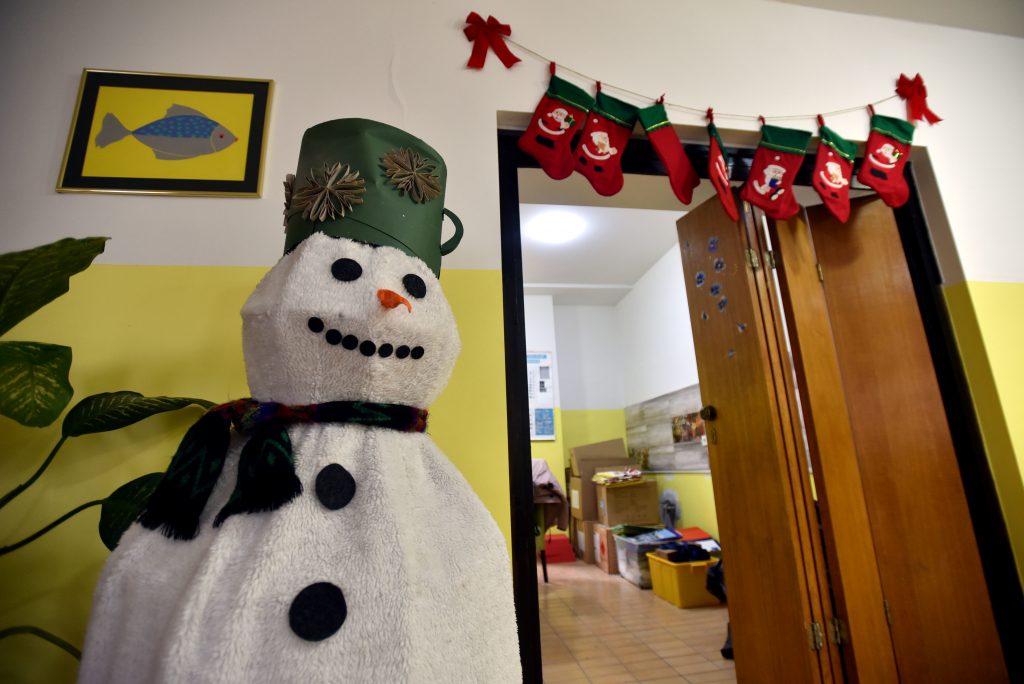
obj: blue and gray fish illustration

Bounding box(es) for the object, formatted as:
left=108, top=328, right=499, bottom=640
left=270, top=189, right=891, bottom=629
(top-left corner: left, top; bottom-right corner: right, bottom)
left=94, top=104, right=237, bottom=160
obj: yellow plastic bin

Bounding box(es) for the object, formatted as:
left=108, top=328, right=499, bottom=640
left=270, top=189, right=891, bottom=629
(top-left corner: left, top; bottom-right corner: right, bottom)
left=646, top=553, right=720, bottom=608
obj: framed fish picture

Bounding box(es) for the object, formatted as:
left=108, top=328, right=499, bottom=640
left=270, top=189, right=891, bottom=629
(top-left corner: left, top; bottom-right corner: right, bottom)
left=57, top=69, right=272, bottom=197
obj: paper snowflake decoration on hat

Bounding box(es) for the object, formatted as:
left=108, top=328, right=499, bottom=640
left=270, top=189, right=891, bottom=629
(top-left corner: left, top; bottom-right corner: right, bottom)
left=382, top=148, right=441, bottom=203
left=282, top=173, right=295, bottom=228
left=291, top=162, right=366, bottom=223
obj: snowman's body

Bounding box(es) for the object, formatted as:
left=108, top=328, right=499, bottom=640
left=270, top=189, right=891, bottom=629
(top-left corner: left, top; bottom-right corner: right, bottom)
left=79, top=234, right=521, bottom=683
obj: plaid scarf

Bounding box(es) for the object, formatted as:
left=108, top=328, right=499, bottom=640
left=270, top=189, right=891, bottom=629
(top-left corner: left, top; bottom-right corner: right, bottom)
left=139, top=399, right=428, bottom=540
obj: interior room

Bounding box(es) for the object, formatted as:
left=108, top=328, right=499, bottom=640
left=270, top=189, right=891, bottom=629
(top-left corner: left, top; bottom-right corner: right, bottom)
left=518, top=176, right=736, bottom=681
left=1, top=2, right=1022, bottom=683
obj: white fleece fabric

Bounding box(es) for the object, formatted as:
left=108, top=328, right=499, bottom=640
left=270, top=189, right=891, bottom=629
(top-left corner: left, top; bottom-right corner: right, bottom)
left=78, top=235, right=521, bottom=683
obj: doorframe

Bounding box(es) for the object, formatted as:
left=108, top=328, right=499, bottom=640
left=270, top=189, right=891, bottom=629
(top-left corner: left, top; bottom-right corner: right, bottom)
left=495, top=127, right=1021, bottom=682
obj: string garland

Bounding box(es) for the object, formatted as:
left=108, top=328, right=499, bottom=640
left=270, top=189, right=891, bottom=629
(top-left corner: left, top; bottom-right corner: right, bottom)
left=504, top=37, right=899, bottom=125
left=465, top=13, right=937, bottom=219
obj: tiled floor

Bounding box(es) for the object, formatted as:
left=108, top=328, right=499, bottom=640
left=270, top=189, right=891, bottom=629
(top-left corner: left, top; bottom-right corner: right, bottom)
left=538, top=560, right=735, bottom=684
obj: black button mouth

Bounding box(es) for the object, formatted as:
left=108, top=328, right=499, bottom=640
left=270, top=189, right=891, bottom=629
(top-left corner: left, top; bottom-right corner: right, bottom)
left=308, top=317, right=425, bottom=360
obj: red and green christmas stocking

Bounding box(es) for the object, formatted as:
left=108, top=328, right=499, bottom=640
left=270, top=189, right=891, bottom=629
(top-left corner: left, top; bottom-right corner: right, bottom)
left=812, top=123, right=858, bottom=223
left=856, top=114, right=915, bottom=208
left=707, top=122, right=738, bottom=221
left=518, top=69, right=594, bottom=180
left=573, top=88, right=638, bottom=196
left=740, top=124, right=811, bottom=220
left=638, top=101, right=700, bottom=205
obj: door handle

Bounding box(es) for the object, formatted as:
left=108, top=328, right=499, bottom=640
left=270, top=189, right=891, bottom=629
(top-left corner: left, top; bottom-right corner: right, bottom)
left=700, top=405, right=717, bottom=421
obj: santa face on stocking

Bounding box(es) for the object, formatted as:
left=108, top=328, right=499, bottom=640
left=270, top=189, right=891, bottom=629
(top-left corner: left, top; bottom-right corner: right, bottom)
left=821, top=160, right=849, bottom=189
left=869, top=142, right=902, bottom=169
left=538, top=107, right=573, bottom=136
left=753, top=163, right=787, bottom=199
left=583, top=130, right=618, bottom=160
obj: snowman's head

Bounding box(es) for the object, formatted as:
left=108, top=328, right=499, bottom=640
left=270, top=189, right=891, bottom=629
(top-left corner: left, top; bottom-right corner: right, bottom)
left=241, top=233, right=460, bottom=407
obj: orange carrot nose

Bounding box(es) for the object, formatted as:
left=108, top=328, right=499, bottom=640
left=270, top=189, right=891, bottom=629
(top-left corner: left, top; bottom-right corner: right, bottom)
left=378, top=289, right=412, bottom=313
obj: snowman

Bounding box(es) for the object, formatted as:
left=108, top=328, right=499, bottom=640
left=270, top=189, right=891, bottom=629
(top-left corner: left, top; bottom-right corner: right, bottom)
left=78, top=119, right=521, bottom=684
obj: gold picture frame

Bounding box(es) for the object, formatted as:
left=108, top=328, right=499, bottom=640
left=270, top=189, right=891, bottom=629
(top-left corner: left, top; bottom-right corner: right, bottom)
left=57, top=69, right=273, bottom=197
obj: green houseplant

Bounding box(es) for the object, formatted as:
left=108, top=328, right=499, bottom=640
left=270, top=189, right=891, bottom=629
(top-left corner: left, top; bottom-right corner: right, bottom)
left=0, top=237, right=212, bottom=659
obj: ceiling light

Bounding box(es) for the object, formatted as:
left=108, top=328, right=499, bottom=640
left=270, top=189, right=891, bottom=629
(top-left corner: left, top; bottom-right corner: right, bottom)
left=524, top=210, right=586, bottom=245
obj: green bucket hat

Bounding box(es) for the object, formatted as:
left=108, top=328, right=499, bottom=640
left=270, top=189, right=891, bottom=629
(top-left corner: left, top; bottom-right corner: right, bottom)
left=283, top=119, right=463, bottom=276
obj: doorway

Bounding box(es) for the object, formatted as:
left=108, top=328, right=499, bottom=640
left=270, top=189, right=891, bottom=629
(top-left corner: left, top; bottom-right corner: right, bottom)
left=497, top=128, right=1020, bottom=683
left=518, top=179, right=729, bottom=681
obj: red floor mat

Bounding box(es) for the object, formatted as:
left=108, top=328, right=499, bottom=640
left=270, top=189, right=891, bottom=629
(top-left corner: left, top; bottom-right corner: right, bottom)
left=543, top=534, right=575, bottom=563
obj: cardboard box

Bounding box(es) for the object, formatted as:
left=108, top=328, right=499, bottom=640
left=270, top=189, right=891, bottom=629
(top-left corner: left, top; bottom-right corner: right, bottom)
left=593, top=523, right=619, bottom=574
left=576, top=520, right=596, bottom=564
left=569, top=476, right=583, bottom=520
left=569, top=439, right=633, bottom=521
left=597, top=480, right=660, bottom=527
left=570, top=438, right=630, bottom=476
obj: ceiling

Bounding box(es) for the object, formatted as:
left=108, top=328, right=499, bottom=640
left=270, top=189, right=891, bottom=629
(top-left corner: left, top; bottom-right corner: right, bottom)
left=773, top=0, right=1024, bottom=38
left=518, top=168, right=715, bottom=307
left=518, top=168, right=859, bottom=307
left=520, top=203, right=683, bottom=306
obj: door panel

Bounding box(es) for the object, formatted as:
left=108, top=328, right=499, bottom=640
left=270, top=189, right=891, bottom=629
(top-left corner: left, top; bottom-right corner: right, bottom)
left=677, top=198, right=829, bottom=683
left=745, top=211, right=846, bottom=683
left=806, top=197, right=1007, bottom=683
left=771, top=209, right=900, bottom=683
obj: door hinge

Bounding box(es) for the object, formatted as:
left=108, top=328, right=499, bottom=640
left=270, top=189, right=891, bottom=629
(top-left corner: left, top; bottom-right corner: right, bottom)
left=827, top=617, right=846, bottom=645
left=808, top=621, right=825, bottom=651
left=745, top=248, right=760, bottom=270
left=883, top=599, right=893, bottom=626
left=764, top=250, right=777, bottom=269
left=816, top=263, right=825, bottom=282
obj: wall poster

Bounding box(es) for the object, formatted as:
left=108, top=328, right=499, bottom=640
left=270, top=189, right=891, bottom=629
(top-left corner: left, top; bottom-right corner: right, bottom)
left=526, top=351, right=555, bottom=441
left=57, top=69, right=272, bottom=197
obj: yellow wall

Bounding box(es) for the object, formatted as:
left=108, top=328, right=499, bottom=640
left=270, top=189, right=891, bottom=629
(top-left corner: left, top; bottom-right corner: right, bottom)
left=3, top=265, right=1018, bottom=684
left=0, top=264, right=509, bottom=683
left=554, top=410, right=722, bottom=540
left=561, top=408, right=627, bottom=471
left=653, top=473, right=720, bottom=541
left=944, top=280, right=1024, bottom=586
left=529, top=409, right=627, bottom=494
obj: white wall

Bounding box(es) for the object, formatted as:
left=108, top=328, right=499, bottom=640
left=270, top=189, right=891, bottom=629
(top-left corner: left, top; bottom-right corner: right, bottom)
left=616, top=245, right=699, bottom=407
left=523, top=294, right=559, bottom=405
left=550, top=243, right=698, bottom=411
left=2, top=0, right=1023, bottom=285
left=553, top=305, right=623, bottom=410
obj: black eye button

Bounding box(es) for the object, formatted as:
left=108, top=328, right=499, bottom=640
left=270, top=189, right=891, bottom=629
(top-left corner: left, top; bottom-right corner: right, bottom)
left=331, top=258, right=362, bottom=282
left=403, top=273, right=426, bottom=299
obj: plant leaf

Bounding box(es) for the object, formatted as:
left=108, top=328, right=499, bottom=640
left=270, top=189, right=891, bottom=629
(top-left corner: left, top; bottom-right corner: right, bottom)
left=99, top=473, right=163, bottom=551
left=0, top=237, right=108, bottom=337
left=62, top=391, right=214, bottom=438
left=0, top=341, right=73, bottom=427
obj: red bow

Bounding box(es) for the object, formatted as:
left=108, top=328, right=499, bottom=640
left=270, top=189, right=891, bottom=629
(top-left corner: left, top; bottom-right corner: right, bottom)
left=896, top=73, right=942, bottom=125
left=463, top=12, right=521, bottom=69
